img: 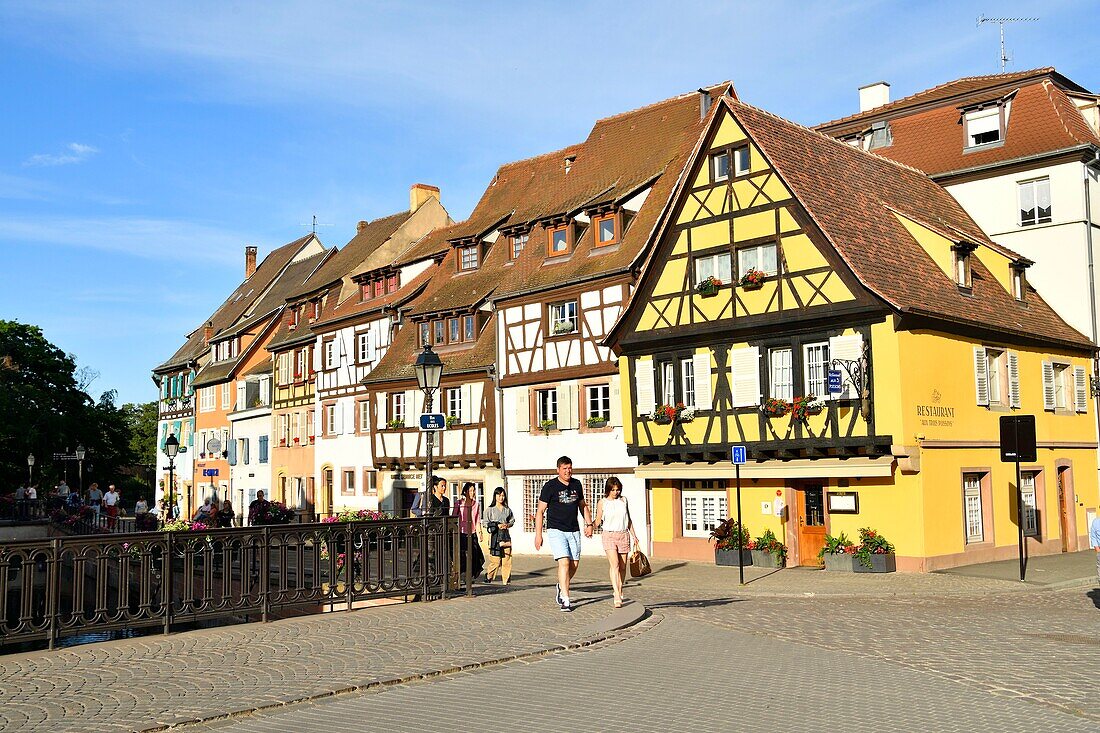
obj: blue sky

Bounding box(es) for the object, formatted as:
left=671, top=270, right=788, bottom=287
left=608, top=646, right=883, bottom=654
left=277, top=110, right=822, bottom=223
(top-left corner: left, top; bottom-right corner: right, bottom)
left=0, top=1, right=1096, bottom=404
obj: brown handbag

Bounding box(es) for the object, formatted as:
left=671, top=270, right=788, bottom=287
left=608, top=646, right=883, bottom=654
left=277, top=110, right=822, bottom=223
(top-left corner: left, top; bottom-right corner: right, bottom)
left=628, top=545, right=652, bottom=578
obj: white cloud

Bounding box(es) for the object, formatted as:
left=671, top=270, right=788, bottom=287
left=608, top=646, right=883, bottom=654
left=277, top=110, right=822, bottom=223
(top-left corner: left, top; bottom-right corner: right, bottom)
left=23, top=142, right=100, bottom=167
left=0, top=215, right=254, bottom=265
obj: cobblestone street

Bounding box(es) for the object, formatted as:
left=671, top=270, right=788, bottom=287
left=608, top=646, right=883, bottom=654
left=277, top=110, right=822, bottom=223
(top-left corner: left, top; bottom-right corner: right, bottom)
left=1, top=556, right=1098, bottom=732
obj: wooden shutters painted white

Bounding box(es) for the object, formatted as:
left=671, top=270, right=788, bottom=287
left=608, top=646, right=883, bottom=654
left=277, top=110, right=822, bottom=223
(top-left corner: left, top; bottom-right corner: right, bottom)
left=609, top=376, right=623, bottom=426
left=828, top=334, right=864, bottom=399
left=692, top=351, right=713, bottom=410
left=376, top=394, right=387, bottom=429
left=973, top=346, right=989, bottom=406
left=730, top=347, right=761, bottom=408
left=1074, top=366, right=1088, bottom=413
left=515, top=388, right=530, bottom=431
left=403, top=390, right=417, bottom=427
left=557, top=382, right=578, bottom=430
left=1007, top=351, right=1021, bottom=409
left=333, top=403, right=343, bottom=434
left=460, top=384, right=475, bottom=424
left=635, top=360, right=656, bottom=416
left=1041, top=361, right=1056, bottom=411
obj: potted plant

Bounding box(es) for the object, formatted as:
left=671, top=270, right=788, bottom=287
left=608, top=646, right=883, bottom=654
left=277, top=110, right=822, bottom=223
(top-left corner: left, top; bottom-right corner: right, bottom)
left=820, top=527, right=896, bottom=573
left=293, top=436, right=301, bottom=445
left=789, top=395, right=826, bottom=422
left=446, top=415, right=460, bottom=428
left=552, top=320, right=576, bottom=336
left=540, top=419, right=557, bottom=434
left=308, top=434, right=315, bottom=444
left=761, top=398, right=789, bottom=418
left=586, top=415, right=609, bottom=429
left=278, top=438, right=287, bottom=447
left=650, top=404, right=677, bottom=424
left=739, top=268, right=767, bottom=289
left=678, top=405, right=695, bottom=423
left=696, top=275, right=722, bottom=297
left=710, top=518, right=753, bottom=567
left=387, top=418, right=404, bottom=429
left=749, top=528, right=787, bottom=568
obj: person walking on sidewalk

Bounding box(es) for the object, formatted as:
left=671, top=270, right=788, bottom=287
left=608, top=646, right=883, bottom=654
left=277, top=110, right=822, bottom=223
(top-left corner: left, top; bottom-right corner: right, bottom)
left=87, top=483, right=103, bottom=522
left=591, top=476, right=638, bottom=608
left=103, top=484, right=120, bottom=530
left=1090, top=513, right=1100, bottom=586
left=483, top=487, right=515, bottom=585
left=453, top=482, right=484, bottom=579
left=533, top=456, right=593, bottom=612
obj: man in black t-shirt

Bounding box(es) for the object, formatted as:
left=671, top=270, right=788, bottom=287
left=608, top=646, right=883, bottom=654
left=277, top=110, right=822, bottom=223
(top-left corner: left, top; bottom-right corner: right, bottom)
left=534, top=455, right=592, bottom=612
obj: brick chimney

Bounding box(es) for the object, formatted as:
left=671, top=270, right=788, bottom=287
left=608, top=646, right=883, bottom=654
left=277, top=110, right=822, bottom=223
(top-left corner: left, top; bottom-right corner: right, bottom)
left=245, top=245, right=258, bottom=279
left=203, top=321, right=214, bottom=344
left=409, top=183, right=440, bottom=213
left=698, top=88, right=712, bottom=120
left=357, top=220, right=368, bottom=233
left=859, top=82, right=890, bottom=112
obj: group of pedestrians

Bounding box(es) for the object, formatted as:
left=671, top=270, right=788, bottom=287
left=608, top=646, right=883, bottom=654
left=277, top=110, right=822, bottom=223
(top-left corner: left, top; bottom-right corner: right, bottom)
left=413, top=455, right=639, bottom=612
left=192, top=497, right=237, bottom=527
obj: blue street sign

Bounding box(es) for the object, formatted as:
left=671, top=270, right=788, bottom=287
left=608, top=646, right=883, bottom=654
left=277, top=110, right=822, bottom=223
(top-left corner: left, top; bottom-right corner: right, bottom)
left=419, top=412, right=446, bottom=431
left=731, top=445, right=747, bottom=465
left=202, top=468, right=219, bottom=477
left=827, top=369, right=843, bottom=395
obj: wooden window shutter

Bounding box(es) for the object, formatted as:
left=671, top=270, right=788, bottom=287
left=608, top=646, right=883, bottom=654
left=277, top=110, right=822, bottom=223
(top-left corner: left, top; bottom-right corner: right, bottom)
left=403, top=390, right=417, bottom=427
left=515, top=387, right=530, bottom=432
left=1073, top=366, right=1088, bottom=413
left=460, top=384, right=474, bottom=425
left=333, top=404, right=343, bottom=434
left=1007, top=351, right=1021, bottom=409
left=556, top=383, right=576, bottom=430
left=828, top=334, right=864, bottom=400
left=973, top=346, right=989, bottom=406
left=376, top=394, right=387, bottom=429
left=1041, top=361, right=1056, bottom=411
left=730, top=347, right=761, bottom=408
left=609, top=377, right=623, bottom=427
left=566, top=382, right=579, bottom=429
left=692, top=351, right=713, bottom=410
left=635, top=360, right=656, bottom=415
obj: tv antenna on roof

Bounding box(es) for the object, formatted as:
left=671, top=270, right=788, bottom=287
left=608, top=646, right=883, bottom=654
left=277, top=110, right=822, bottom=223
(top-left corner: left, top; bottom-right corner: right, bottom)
left=298, top=215, right=333, bottom=234
left=977, top=15, right=1039, bottom=72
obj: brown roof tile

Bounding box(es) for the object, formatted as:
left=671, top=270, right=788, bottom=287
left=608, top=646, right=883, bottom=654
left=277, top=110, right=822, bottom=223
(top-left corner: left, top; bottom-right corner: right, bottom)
left=289, top=211, right=412, bottom=299
left=362, top=311, right=497, bottom=385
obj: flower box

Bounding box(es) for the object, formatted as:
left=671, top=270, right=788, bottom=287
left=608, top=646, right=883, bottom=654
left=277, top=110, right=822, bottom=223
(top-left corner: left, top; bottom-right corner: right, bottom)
left=762, top=398, right=789, bottom=418
left=696, top=276, right=722, bottom=298
left=823, top=553, right=895, bottom=573
left=739, top=268, right=767, bottom=290
left=750, top=549, right=784, bottom=568
left=715, top=548, right=753, bottom=567
left=585, top=417, right=608, bottom=429
left=653, top=415, right=672, bottom=425
left=539, top=420, right=557, bottom=434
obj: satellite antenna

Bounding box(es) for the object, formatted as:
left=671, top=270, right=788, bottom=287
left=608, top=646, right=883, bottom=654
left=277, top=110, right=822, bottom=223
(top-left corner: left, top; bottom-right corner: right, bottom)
left=977, top=15, right=1039, bottom=72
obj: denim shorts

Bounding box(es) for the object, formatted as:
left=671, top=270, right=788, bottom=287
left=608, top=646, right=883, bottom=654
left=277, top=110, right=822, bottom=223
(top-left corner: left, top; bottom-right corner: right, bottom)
left=546, top=528, right=582, bottom=561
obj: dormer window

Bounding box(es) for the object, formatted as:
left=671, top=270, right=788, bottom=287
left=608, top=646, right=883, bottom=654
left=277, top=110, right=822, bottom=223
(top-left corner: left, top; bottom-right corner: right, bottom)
left=964, top=106, right=1004, bottom=148
left=1012, top=267, right=1027, bottom=302
left=564, top=155, right=576, bottom=174
left=594, top=213, right=619, bottom=247
left=953, top=244, right=975, bottom=289
left=361, top=281, right=372, bottom=301
left=419, top=322, right=430, bottom=347
left=711, top=151, right=730, bottom=182
left=510, top=232, right=528, bottom=259
left=459, top=244, right=480, bottom=271
left=386, top=274, right=399, bottom=293
left=373, top=279, right=384, bottom=298
left=548, top=224, right=571, bottom=257
left=866, top=121, right=891, bottom=150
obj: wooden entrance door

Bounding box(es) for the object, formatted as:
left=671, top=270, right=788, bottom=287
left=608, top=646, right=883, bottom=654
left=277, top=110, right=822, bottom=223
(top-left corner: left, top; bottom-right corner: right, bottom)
left=1057, top=467, right=1077, bottom=552
left=798, top=485, right=827, bottom=566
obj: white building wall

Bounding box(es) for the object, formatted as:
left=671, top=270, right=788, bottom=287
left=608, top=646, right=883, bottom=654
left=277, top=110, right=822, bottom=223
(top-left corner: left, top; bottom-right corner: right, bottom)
left=155, top=415, right=193, bottom=519
left=946, top=161, right=1095, bottom=339
left=228, top=408, right=271, bottom=521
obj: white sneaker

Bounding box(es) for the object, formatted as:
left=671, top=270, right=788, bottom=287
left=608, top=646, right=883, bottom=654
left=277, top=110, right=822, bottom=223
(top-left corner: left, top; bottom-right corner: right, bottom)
left=555, top=583, right=563, bottom=607
left=560, top=597, right=572, bottom=612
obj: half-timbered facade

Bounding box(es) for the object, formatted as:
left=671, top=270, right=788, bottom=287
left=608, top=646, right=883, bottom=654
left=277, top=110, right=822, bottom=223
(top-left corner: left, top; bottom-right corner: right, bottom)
left=609, top=96, right=1098, bottom=570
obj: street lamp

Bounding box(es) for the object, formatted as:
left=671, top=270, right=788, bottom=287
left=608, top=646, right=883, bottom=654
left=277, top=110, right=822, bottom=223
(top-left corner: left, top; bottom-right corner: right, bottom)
left=26, top=453, right=34, bottom=485
left=164, top=434, right=179, bottom=521
left=75, top=444, right=86, bottom=494
left=413, top=345, right=444, bottom=596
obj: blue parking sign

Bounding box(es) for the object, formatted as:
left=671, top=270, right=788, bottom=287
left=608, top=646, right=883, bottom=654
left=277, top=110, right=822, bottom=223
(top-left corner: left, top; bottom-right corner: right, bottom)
left=731, top=445, right=747, bottom=464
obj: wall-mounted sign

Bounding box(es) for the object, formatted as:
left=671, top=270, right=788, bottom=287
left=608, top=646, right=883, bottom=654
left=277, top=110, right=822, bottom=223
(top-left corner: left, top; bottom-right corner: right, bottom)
left=1000, top=415, right=1036, bottom=463
left=419, top=413, right=446, bottom=431
left=202, top=468, right=219, bottom=477
left=916, top=404, right=955, bottom=428
left=826, top=491, right=859, bottom=514
left=827, top=370, right=843, bottom=395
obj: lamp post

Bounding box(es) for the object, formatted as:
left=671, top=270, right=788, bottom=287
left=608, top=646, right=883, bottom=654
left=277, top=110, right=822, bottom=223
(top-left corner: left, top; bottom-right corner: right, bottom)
left=413, top=345, right=444, bottom=597
left=26, top=453, right=34, bottom=485
left=75, top=444, right=86, bottom=494
left=165, top=434, right=179, bottom=522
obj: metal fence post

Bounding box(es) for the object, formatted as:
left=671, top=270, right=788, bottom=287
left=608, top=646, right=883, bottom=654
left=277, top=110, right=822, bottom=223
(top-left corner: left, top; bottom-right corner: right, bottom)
left=47, top=539, right=60, bottom=650
left=345, top=522, right=353, bottom=612
left=261, top=526, right=270, bottom=623
left=163, top=531, right=173, bottom=635
left=465, top=526, right=473, bottom=598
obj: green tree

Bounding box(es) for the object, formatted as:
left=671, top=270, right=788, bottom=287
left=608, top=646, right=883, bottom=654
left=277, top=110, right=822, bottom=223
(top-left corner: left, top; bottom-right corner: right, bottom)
left=122, top=401, right=159, bottom=468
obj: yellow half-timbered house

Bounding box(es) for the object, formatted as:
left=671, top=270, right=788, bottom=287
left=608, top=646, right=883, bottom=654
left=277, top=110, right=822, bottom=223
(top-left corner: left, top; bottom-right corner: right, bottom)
left=608, top=97, right=1099, bottom=570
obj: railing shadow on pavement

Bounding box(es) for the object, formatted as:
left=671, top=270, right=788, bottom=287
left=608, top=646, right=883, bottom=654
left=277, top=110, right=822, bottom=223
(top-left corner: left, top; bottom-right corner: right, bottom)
left=0, top=517, right=464, bottom=651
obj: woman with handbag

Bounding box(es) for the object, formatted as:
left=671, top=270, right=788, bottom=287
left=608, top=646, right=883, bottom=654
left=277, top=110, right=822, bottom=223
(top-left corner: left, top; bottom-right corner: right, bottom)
left=453, top=482, right=485, bottom=579
left=591, top=477, right=637, bottom=608
left=482, top=486, right=515, bottom=585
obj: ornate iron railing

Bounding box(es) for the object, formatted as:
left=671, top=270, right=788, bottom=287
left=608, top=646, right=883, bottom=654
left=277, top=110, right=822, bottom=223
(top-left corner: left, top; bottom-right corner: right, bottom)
left=0, top=517, right=462, bottom=649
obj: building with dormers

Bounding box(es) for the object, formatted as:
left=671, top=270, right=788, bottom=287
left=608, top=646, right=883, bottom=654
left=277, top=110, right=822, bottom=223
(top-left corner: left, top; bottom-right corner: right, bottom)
left=607, top=94, right=1098, bottom=570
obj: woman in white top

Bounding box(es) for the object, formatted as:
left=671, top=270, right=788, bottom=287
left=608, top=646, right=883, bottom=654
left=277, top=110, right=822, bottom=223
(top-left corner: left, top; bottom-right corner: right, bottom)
left=592, top=477, right=637, bottom=608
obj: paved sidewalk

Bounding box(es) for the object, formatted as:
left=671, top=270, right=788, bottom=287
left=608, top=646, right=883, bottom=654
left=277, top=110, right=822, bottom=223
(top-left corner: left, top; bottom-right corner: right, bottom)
left=937, top=549, right=1099, bottom=588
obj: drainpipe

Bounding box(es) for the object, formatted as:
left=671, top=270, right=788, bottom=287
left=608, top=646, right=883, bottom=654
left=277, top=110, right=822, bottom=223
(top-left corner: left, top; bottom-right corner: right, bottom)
left=489, top=300, right=506, bottom=484
left=1085, top=150, right=1100, bottom=462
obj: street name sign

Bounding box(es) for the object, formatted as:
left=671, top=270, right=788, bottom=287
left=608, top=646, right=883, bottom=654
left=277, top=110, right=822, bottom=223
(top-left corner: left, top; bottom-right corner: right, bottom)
left=827, top=369, right=843, bottom=395
left=202, top=468, right=219, bottom=477
left=419, top=413, right=446, bottom=431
